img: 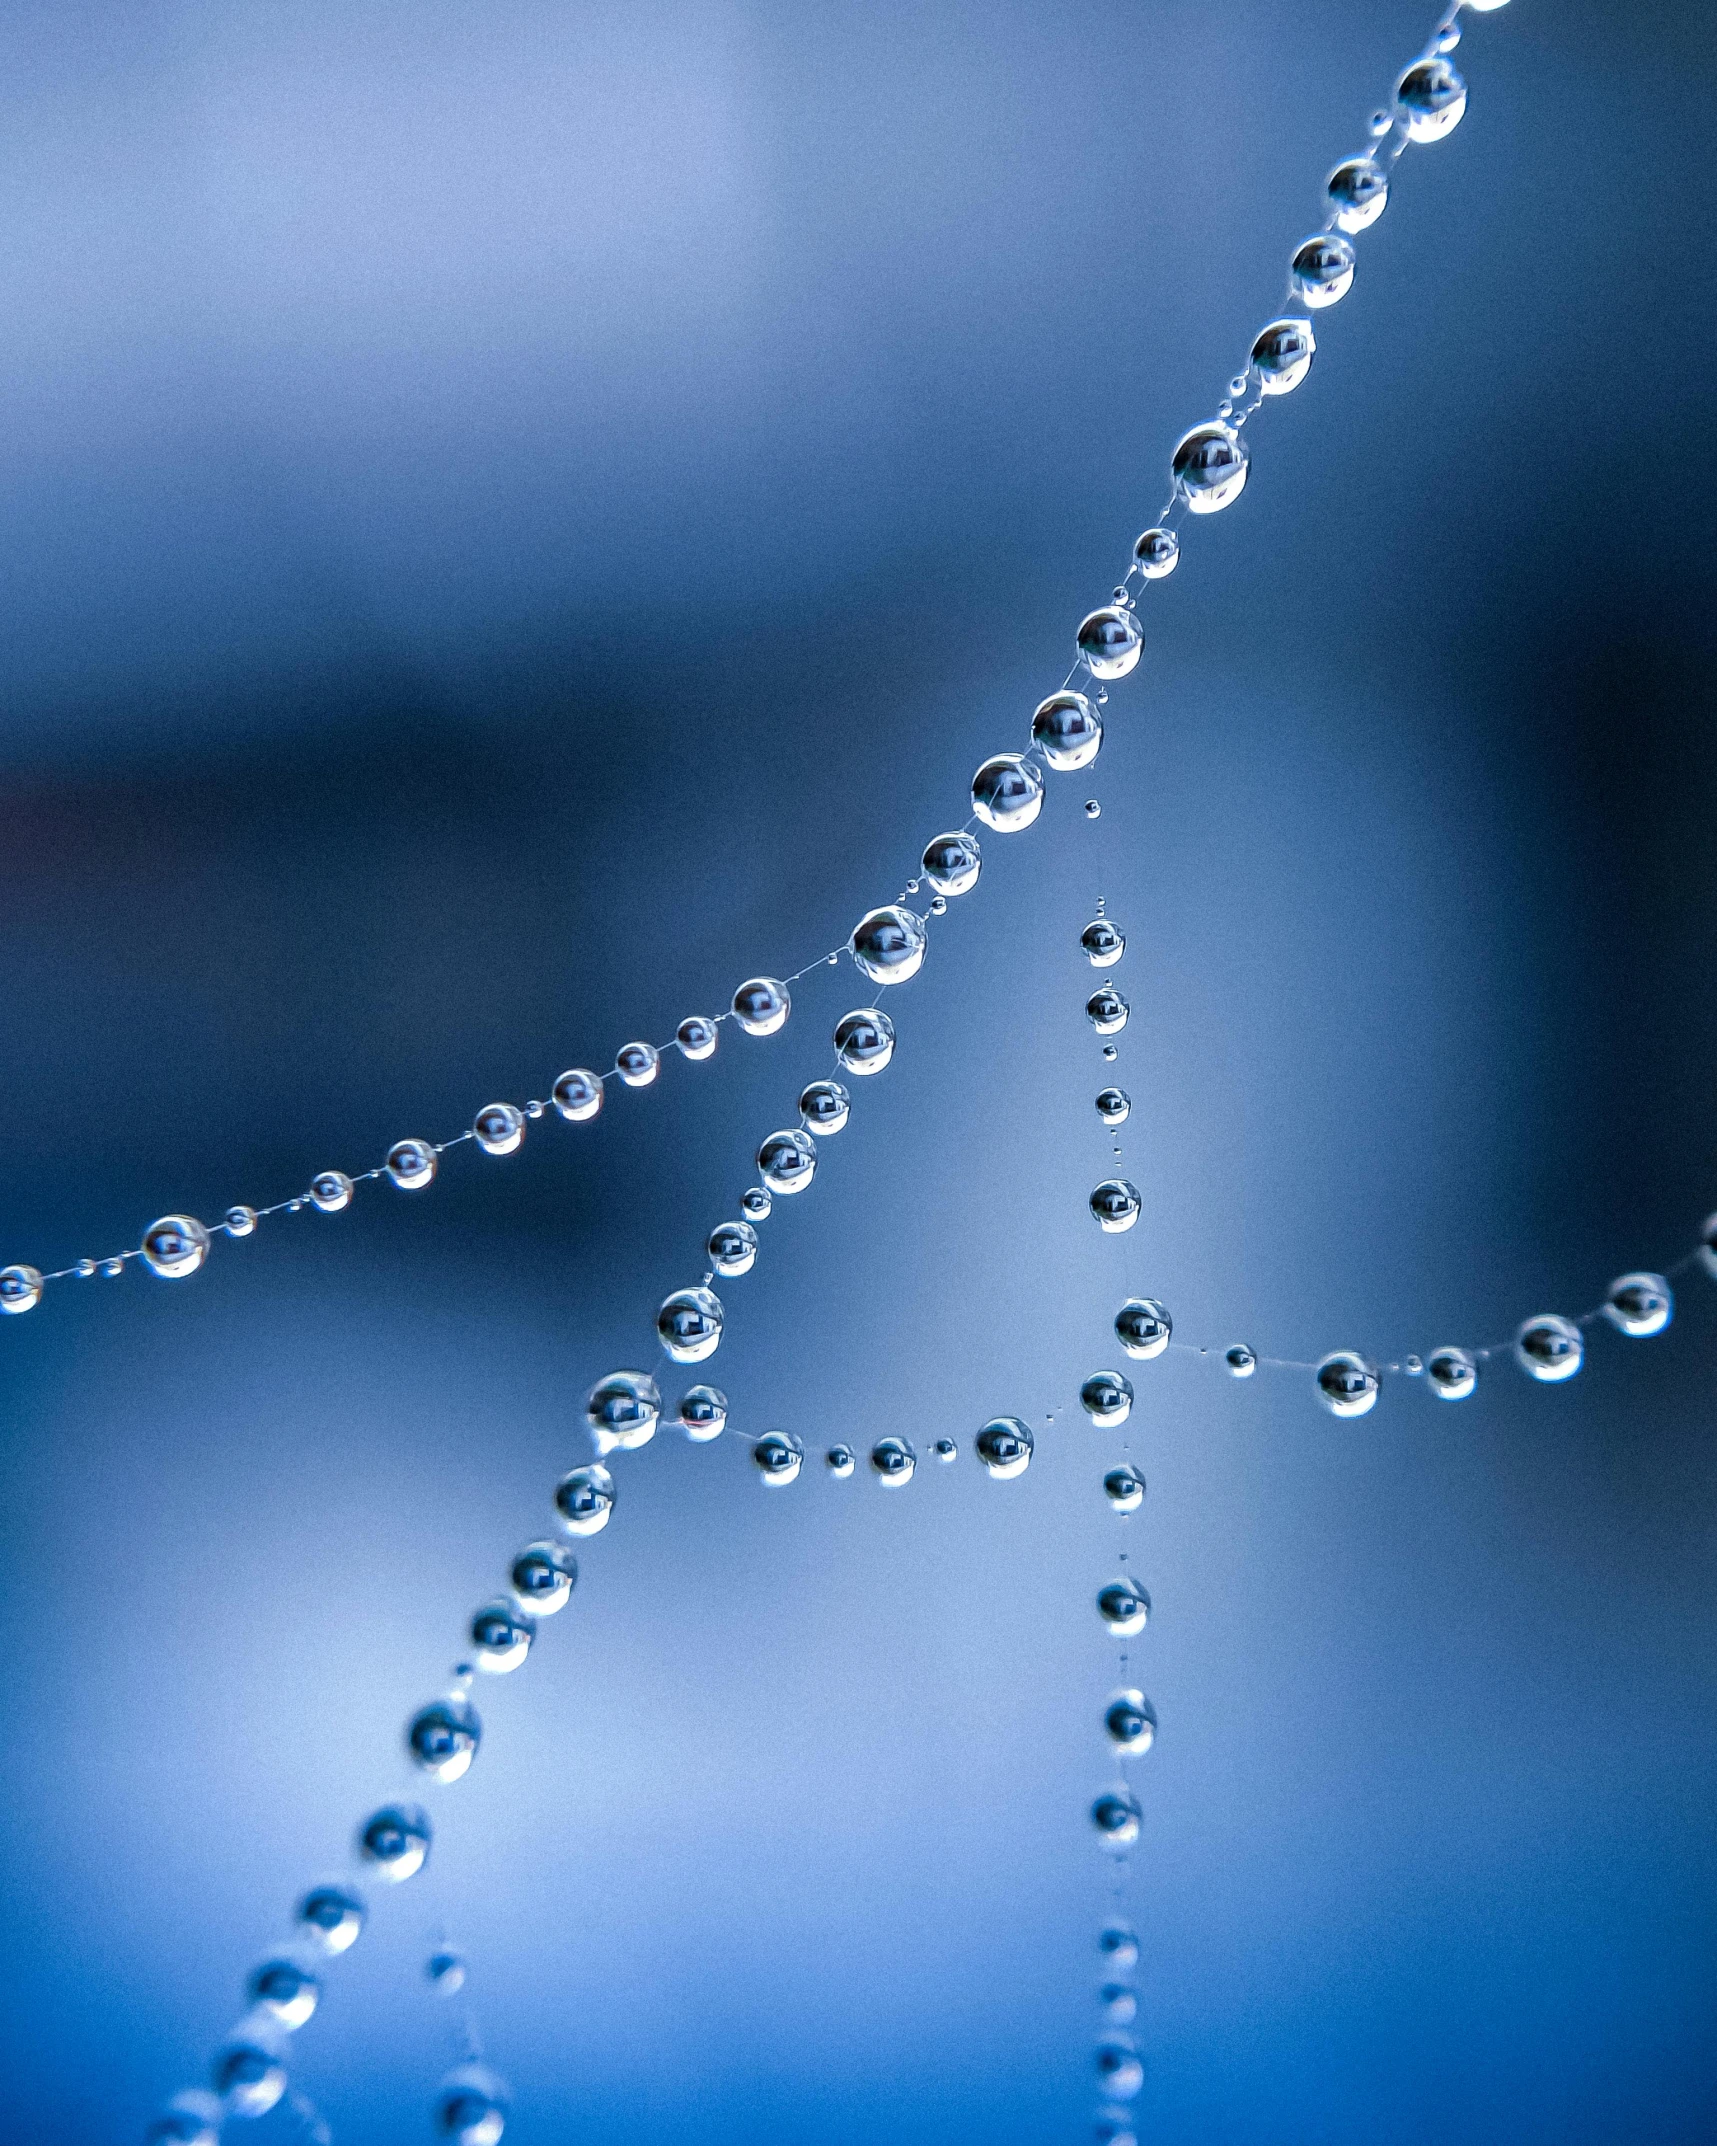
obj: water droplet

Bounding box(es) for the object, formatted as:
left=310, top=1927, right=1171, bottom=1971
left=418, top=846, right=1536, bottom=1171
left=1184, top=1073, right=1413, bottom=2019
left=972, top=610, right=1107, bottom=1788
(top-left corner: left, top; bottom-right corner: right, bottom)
left=971, top=753, right=1046, bottom=832
left=310, top=1171, right=354, bottom=1212
left=616, top=1041, right=659, bottom=1088
left=1132, top=526, right=1179, bottom=579
left=1095, top=2037, right=1144, bottom=2095
left=1404, top=1354, right=1425, bottom=1376
left=1325, top=154, right=1389, bottom=235
left=833, top=1007, right=897, bottom=1081
left=408, top=1696, right=481, bottom=1780
left=141, top=1215, right=210, bottom=1279
left=1604, top=1271, right=1672, bottom=1337
left=933, top=1437, right=958, bottom=1463
left=1087, top=986, right=1128, bottom=1035
left=707, top=1221, right=759, bottom=1277
left=1101, top=1923, right=1140, bottom=1970
left=434, top=2063, right=509, bottom=2146
left=1171, top=422, right=1249, bottom=513
left=1426, top=1346, right=1477, bottom=1400
left=1081, top=1370, right=1135, bottom=1425
left=753, top=1431, right=804, bottom=1485
left=1076, top=607, right=1144, bottom=681
left=975, top=1417, right=1033, bottom=1479
left=470, top=1600, right=535, bottom=1674
left=0, top=1264, right=43, bottom=1313
left=510, top=1539, right=578, bottom=1614
left=427, top=1949, right=467, bottom=1997
left=678, top=1384, right=728, bottom=1441
left=76, top=1257, right=96, bottom=1277
left=1095, top=1087, right=1131, bottom=1127
left=732, top=977, right=791, bottom=1037
left=1104, top=1464, right=1146, bottom=1514
left=870, top=1435, right=917, bottom=1485
left=552, top=1069, right=603, bottom=1122
left=1100, top=1040, right=1116, bottom=1058
left=757, top=1128, right=818, bottom=1195
left=1217, top=398, right=1233, bottom=420
left=1032, top=692, right=1104, bottom=771
left=799, top=1079, right=851, bottom=1136
left=1397, top=55, right=1467, bottom=141
left=357, top=1803, right=431, bottom=1882
left=921, top=830, right=982, bottom=896
left=248, top=1957, right=321, bottom=2030
left=1082, top=918, right=1125, bottom=965
left=1090, top=1180, right=1141, bottom=1233
left=1085, top=800, right=1103, bottom=820
left=1514, top=1314, right=1583, bottom=1382
left=385, top=1140, right=438, bottom=1192
left=1290, top=232, right=1356, bottom=307
left=1105, top=1689, right=1157, bottom=1756
left=929, top=894, right=947, bottom=915
left=556, top=1463, right=616, bottom=1535
left=676, top=1015, right=719, bottom=1062
left=740, top=1185, right=774, bottom=1220
left=525, top=1100, right=545, bottom=1118
left=825, top=1443, right=856, bottom=1478
left=1115, top=1298, right=1171, bottom=1358
left=1101, top=1984, right=1139, bottom=2028
left=587, top=1370, right=663, bottom=1449
left=145, top=2091, right=224, bottom=2146
left=1097, top=1576, right=1151, bottom=1636
left=1251, top=316, right=1316, bottom=395
left=657, top=1285, right=725, bottom=1363
left=1091, top=1793, right=1142, bottom=1851
left=1316, top=1350, right=1380, bottom=1416
left=1436, top=14, right=1461, bottom=40
left=1224, top=1343, right=1257, bottom=1378
left=850, top=905, right=928, bottom=984
left=212, top=2037, right=287, bottom=2120
left=296, top=1885, right=364, bottom=1955
left=473, top=1104, right=525, bottom=1156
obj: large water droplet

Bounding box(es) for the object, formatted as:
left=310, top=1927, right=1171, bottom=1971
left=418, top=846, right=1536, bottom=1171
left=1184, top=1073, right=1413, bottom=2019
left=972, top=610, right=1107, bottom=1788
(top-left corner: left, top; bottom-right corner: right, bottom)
left=1082, top=918, right=1125, bottom=965
left=473, top=1104, right=525, bottom=1156
left=1326, top=155, right=1389, bottom=231
left=1132, top=527, right=1179, bottom=579
left=1224, top=1343, right=1257, bottom=1378
left=870, top=1435, right=917, bottom=1485
left=587, top=1370, right=662, bottom=1449
left=850, top=905, right=928, bottom=984
left=1514, top=1315, right=1583, bottom=1382
left=0, top=1264, right=43, bottom=1312
left=1171, top=423, right=1249, bottom=513
left=1077, top=607, right=1144, bottom=680
left=296, top=1885, right=364, bottom=1955
left=971, top=753, right=1046, bottom=832
left=1115, top=1298, right=1171, bottom=1358
left=1103, top=1464, right=1146, bottom=1514
left=676, top=1016, right=719, bottom=1061
left=834, top=1008, right=895, bottom=1075
left=555, top=1463, right=616, bottom=1535
left=552, top=1069, right=603, bottom=1122
left=1251, top=317, right=1316, bottom=395
left=974, top=1417, right=1033, bottom=1479
left=753, top=1431, right=804, bottom=1485
left=1081, top=1370, right=1135, bottom=1425
left=470, top=1600, right=535, bottom=1674
left=825, top=1443, right=856, bottom=1478
left=1090, top=1180, right=1141, bottom=1233
left=1096, top=1087, right=1131, bottom=1126
left=357, top=1803, right=431, bottom=1882
left=616, top=1042, right=659, bottom=1088
left=385, top=1140, right=438, bottom=1191
left=1097, top=1576, right=1151, bottom=1636
left=310, top=1170, right=354, bottom=1212
left=435, top=2063, right=509, bottom=2146
left=225, top=1206, right=258, bottom=1237
left=921, top=830, right=982, bottom=897
left=1290, top=232, right=1356, bottom=307
left=1032, top=692, right=1104, bottom=771
left=758, top=1128, right=818, bottom=1195
left=408, top=1697, right=481, bottom=1781
left=1603, top=1271, right=1672, bottom=1337
left=1087, top=986, right=1128, bottom=1036
left=678, top=1384, right=728, bottom=1440
left=1105, top=1689, right=1157, bottom=1756
left=248, top=1957, right=321, bottom=2031
left=510, top=1539, right=577, bottom=1615
left=799, top=1079, right=850, bottom=1136
left=732, top=977, right=791, bottom=1037
left=741, top=1185, right=773, bottom=1219
left=707, top=1221, right=758, bottom=1277
left=1092, top=1793, right=1142, bottom=1851
left=1095, top=2039, right=1144, bottom=2096
left=1427, top=1346, right=1477, bottom=1401
left=1316, top=1350, right=1379, bottom=1416
left=142, top=1215, right=210, bottom=1279
left=657, top=1286, right=725, bottom=1363
left=1397, top=55, right=1467, bottom=140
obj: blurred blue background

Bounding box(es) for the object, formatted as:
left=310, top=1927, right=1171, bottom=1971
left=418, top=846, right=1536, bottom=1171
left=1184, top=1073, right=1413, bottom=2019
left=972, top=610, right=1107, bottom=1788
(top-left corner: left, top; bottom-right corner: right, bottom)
left=0, top=0, right=1714, bottom=2139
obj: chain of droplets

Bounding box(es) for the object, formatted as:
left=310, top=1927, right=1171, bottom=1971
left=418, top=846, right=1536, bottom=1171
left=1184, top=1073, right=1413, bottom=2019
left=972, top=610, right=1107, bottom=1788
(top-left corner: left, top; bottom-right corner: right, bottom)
left=0, top=0, right=1506, bottom=1329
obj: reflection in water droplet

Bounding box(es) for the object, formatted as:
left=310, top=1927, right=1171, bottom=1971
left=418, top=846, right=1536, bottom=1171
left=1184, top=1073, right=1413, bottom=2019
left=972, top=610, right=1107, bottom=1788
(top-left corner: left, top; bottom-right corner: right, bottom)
left=1101, top=1923, right=1140, bottom=1971
left=870, top=1436, right=917, bottom=1485
left=1115, top=1298, right=1171, bottom=1358
left=1032, top=692, right=1104, bottom=771
left=1082, top=918, right=1125, bottom=965
left=358, top=1803, right=432, bottom=1882
left=1316, top=1350, right=1379, bottom=1416
left=1171, top=423, right=1249, bottom=513
left=1103, top=1465, right=1146, bottom=1514
left=741, top=1186, right=773, bottom=1219
left=657, top=1286, right=725, bottom=1363
left=825, top=1444, right=856, bottom=1478
left=556, top=1464, right=616, bottom=1536
left=850, top=905, right=928, bottom=985
left=473, top=1104, right=525, bottom=1155
left=1251, top=316, right=1316, bottom=395
left=1604, top=1271, right=1672, bottom=1337
left=1514, top=1315, right=1583, bottom=1382
left=587, top=1370, right=662, bottom=1450
left=834, top=1008, right=896, bottom=1075
left=616, top=1042, right=659, bottom=1088
left=1077, top=608, right=1144, bottom=681
left=0, top=1264, right=43, bottom=1312
left=758, top=1129, right=818, bottom=1195
left=1090, top=1181, right=1141, bottom=1233
left=1087, top=987, right=1128, bottom=1035
left=1080, top=1370, right=1135, bottom=1425
left=676, top=1016, right=719, bottom=1061
left=1096, top=2038, right=1145, bottom=2095
left=799, top=1080, right=850, bottom=1136
left=975, top=1418, right=1033, bottom=1479
left=142, top=1215, right=210, bottom=1278
left=1132, top=527, right=1179, bottom=579
left=732, top=977, right=791, bottom=1037
left=212, top=2038, right=287, bottom=2120
left=296, top=1886, right=364, bottom=1956
left=1096, top=1087, right=1130, bottom=1126
left=1326, top=155, right=1389, bottom=231
left=1397, top=56, right=1467, bottom=141
left=408, top=1697, right=481, bottom=1781
left=921, top=830, right=982, bottom=897
left=1092, top=1793, right=1142, bottom=1851
left=1427, top=1347, right=1477, bottom=1401
left=248, top=1958, right=321, bottom=2031
left=932, top=1437, right=958, bottom=1463
left=310, top=1171, right=354, bottom=1212
left=1097, top=1577, right=1151, bottom=1636
left=753, top=1431, right=804, bottom=1485
left=427, top=1950, right=467, bottom=1997
left=510, top=1539, right=578, bottom=1614
left=470, top=1601, right=535, bottom=1674
left=435, top=2063, right=510, bottom=2146
left=1290, top=232, right=1356, bottom=307
left=1224, top=1343, right=1256, bottom=1378
left=552, top=1069, right=603, bottom=1122
left=1085, top=800, right=1102, bottom=820
left=971, top=754, right=1046, bottom=832
left=678, top=1385, right=728, bottom=1441
left=707, top=1221, right=758, bottom=1277
left=1105, top=1689, right=1157, bottom=1756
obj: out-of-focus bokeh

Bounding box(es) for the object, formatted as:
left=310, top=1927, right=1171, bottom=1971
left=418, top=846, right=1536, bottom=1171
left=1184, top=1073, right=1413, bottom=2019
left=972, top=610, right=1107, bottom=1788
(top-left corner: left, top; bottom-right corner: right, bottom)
left=0, top=1, right=1714, bottom=2140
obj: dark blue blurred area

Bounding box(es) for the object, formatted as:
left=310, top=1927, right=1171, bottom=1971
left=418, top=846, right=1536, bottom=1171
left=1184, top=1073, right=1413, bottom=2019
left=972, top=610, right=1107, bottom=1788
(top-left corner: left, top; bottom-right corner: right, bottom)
left=0, top=1, right=1714, bottom=2141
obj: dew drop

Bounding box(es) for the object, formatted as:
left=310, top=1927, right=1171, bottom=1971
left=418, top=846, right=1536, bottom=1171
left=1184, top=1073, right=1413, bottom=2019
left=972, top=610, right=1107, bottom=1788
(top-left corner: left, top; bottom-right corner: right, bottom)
left=850, top=905, right=928, bottom=984
left=1290, top=232, right=1356, bottom=307
left=1105, top=1689, right=1157, bottom=1756
left=248, top=1957, right=321, bottom=2031
left=1132, top=527, right=1179, bottom=580
left=869, top=1435, right=917, bottom=1486
left=555, top=1463, right=616, bottom=1535
left=551, top=1069, right=603, bottom=1122
left=1031, top=692, right=1104, bottom=771
left=510, top=1539, right=578, bottom=1614
left=1086, top=800, right=1102, bottom=820
left=974, top=1417, right=1033, bottom=1479
left=469, top=1599, right=535, bottom=1674
left=310, top=1171, right=354, bottom=1212
left=385, top=1140, right=437, bottom=1191
left=1326, top=155, right=1389, bottom=232
left=1171, top=423, right=1249, bottom=513
left=1514, top=1314, right=1583, bottom=1382
left=357, top=1803, right=431, bottom=1882
left=1090, top=1180, right=1141, bottom=1233
left=921, top=830, right=982, bottom=896
left=1076, top=608, right=1144, bottom=681
left=1096, top=1087, right=1131, bottom=1126
left=0, top=1264, right=43, bottom=1313
left=1091, top=1792, right=1142, bottom=1851
left=657, top=1286, right=725, bottom=1363
left=1087, top=986, right=1128, bottom=1036
left=732, top=977, right=791, bottom=1037
left=1080, top=1370, right=1135, bottom=1425
left=678, top=1384, right=728, bottom=1441
left=799, top=1079, right=851, bottom=1136
left=1082, top=918, right=1125, bottom=965
left=211, top=2038, right=287, bottom=2120
left=1250, top=317, right=1316, bottom=395
left=758, top=1128, right=818, bottom=1195
left=616, top=1041, right=659, bottom=1088
left=1603, top=1271, right=1672, bottom=1338
left=1114, top=1298, right=1171, bottom=1358
left=408, top=1696, right=481, bottom=1780
left=587, top=1370, right=663, bottom=1449
left=1397, top=55, right=1467, bottom=141
left=473, top=1104, right=525, bottom=1156
left=707, top=1221, right=759, bottom=1277
left=741, top=1185, right=773, bottom=1220
left=435, top=2062, right=509, bottom=2146
left=141, top=1215, right=210, bottom=1279
left=296, top=1886, right=364, bottom=1956
left=825, top=1443, right=856, bottom=1478
left=427, top=1950, right=467, bottom=1997
left=753, top=1431, right=804, bottom=1485
left=1315, top=1350, right=1380, bottom=1416
left=676, top=1015, right=719, bottom=1061
left=1224, top=1343, right=1257, bottom=1378
left=1103, top=1464, right=1146, bottom=1514
left=932, top=1437, right=958, bottom=1463
left=834, top=1008, right=895, bottom=1075
left=971, top=753, right=1046, bottom=832
left=1097, top=1576, right=1151, bottom=1636
left=1096, top=2038, right=1144, bottom=2094
left=1426, top=1346, right=1477, bottom=1401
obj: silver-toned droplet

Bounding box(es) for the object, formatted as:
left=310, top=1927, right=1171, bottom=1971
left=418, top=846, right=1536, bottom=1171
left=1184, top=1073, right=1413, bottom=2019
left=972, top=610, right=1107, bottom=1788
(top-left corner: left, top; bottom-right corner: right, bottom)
left=357, top=1803, right=431, bottom=1882
left=974, top=1417, right=1033, bottom=1479
left=1397, top=55, right=1467, bottom=141
left=310, top=1171, right=354, bottom=1212
left=1603, top=1271, right=1672, bottom=1337
left=1077, top=607, right=1144, bottom=680
left=971, top=753, right=1046, bottom=831
left=707, top=1221, right=758, bottom=1277
left=1082, top=918, right=1125, bottom=965
left=1326, top=155, right=1389, bottom=232
left=1113, top=1299, right=1170, bottom=1358
left=1103, top=1464, right=1145, bottom=1514
left=1132, top=527, right=1179, bottom=579
left=1426, top=1346, right=1477, bottom=1401
left=753, top=1431, right=804, bottom=1485
left=1032, top=692, right=1104, bottom=771
left=921, top=830, right=982, bottom=897
left=470, top=1599, right=535, bottom=1674
left=552, top=1069, right=603, bottom=1122
left=799, top=1079, right=850, bottom=1135
left=385, top=1140, right=437, bottom=1191
left=932, top=1437, right=957, bottom=1463
left=657, top=1285, right=725, bottom=1363
left=1097, top=1576, right=1151, bottom=1636
left=1316, top=1349, right=1379, bottom=1416
left=225, top=1206, right=258, bottom=1237
left=834, top=1007, right=895, bottom=1075
left=825, top=1443, right=856, bottom=1478
left=1251, top=317, right=1316, bottom=395
left=676, top=1015, right=719, bottom=1061
left=1085, top=799, right=1102, bottom=819
left=1091, top=1792, right=1142, bottom=1852
left=555, top=1463, right=616, bottom=1535
left=1224, top=1343, right=1257, bottom=1378
left=0, top=1264, right=43, bottom=1312
left=1081, top=1370, right=1134, bottom=1425
left=1090, top=1180, right=1141, bottom=1233
left=616, top=1041, right=659, bottom=1088
left=1087, top=986, right=1128, bottom=1035
left=1096, top=1087, right=1130, bottom=1127
left=850, top=905, right=928, bottom=984
left=587, top=1370, right=662, bottom=1449
left=732, top=977, right=790, bottom=1037
left=1290, top=232, right=1355, bottom=307
left=1105, top=1688, right=1157, bottom=1756
left=870, top=1435, right=917, bottom=1485
left=473, top=1104, right=525, bottom=1156
left=248, top=1957, right=321, bottom=2031
left=741, top=1185, right=773, bottom=1220
left=1171, top=423, right=1249, bottom=513
left=1404, top=1354, right=1424, bottom=1376
left=678, top=1384, right=728, bottom=1441
left=1514, top=1314, right=1584, bottom=1382
left=408, top=1696, right=481, bottom=1780
left=758, top=1128, right=817, bottom=1195
left=142, top=1215, right=210, bottom=1279
left=1095, top=2038, right=1144, bottom=2095
left=510, top=1539, right=578, bottom=1614
left=296, top=1885, right=364, bottom=1956
left=930, top=894, right=947, bottom=914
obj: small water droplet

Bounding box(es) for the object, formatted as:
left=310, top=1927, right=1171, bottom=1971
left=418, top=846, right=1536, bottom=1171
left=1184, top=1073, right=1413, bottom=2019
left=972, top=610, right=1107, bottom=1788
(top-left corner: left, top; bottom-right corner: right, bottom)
left=1085, top=800, right=1102, bottom=819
